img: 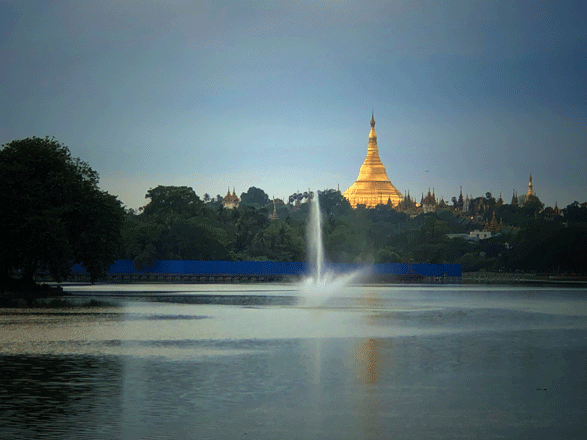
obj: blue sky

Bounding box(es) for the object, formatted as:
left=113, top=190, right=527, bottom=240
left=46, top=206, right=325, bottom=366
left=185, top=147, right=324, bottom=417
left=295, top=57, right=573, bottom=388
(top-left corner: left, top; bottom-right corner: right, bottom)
left=2, top=0, right=585, bottom=209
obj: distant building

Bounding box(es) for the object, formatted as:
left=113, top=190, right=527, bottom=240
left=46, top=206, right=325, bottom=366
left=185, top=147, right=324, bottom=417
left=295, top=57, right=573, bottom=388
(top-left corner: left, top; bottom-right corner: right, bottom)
left=343, top=114, right=403, bottom=208
left=396, top=191, right=418, bottom=215
left=421, top=188, right=437, bottom=213
left=270, top=197, right=278, bottom=220
left=524, top=174, right=541, bottom=206
left=543, top=202, right=562, bottom=220
left=484, top=211, right=502, bottom=233
left=453, top=186, right=464, bottom=211
left=469, top=230, right=492, bottom=240
left=463, top=194, right=471, bottom=213
left=496, top=193, right=504, bottom=207
left=222, top=187, right=240, bottom=209
left=511, top=190, right=519, bottom=206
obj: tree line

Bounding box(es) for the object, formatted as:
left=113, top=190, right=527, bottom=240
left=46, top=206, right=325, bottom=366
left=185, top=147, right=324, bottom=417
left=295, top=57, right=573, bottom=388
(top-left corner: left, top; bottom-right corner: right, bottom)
left=120, top=184, right=587, bottom=275
left=2, top=137, right=587, bottom=290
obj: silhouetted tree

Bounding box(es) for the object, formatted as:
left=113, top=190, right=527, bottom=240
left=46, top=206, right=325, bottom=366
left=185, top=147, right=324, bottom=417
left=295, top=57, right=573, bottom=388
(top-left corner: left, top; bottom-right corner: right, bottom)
left=562, top=201, right=587, bottom=224
left=0, top=137, right=124, bottom=284
left=142, top=186, right=203, bottom=218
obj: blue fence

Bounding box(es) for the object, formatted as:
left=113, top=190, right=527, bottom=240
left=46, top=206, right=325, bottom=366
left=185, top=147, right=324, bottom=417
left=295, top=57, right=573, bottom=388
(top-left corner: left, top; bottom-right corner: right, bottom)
left=70, top=260, right=460, bottom=278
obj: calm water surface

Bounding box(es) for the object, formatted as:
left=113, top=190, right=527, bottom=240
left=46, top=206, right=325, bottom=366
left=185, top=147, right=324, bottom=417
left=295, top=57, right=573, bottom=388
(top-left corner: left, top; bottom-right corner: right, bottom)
left=1, top=284, right=586, bottom=439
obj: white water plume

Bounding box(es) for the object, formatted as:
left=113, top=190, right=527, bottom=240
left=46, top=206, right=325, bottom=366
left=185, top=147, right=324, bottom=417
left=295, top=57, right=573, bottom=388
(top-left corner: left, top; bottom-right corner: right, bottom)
left=299, top=191, right=365, bottom=307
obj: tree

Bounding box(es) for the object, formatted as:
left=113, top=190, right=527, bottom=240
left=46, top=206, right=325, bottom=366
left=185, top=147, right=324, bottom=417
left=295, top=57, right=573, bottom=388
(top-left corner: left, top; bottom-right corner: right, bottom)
left=318, top=189, right=352, bottom=217
left=522, top=195, right=544, bottom=218
left=142, top=185, right=203, bottom=217
left=249, top=221, right=304, bottom=261
left=240, top=186, right=270, bottom=207
left=497, top=203, right=524, bottom=227
left=562, top=201, right=587, bottom=224
left=375, top=247, right=402, bottom=263
left=233, top=205, right=271, bottom=257
left=0, top=137, right=124, bottom=284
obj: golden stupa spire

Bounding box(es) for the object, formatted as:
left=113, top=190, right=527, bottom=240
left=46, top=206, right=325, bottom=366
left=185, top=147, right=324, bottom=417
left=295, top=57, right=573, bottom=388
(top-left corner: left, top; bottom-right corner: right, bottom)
left=342, top=114, right=403, bottom=208
left=369, top=111, right=377, bottom=141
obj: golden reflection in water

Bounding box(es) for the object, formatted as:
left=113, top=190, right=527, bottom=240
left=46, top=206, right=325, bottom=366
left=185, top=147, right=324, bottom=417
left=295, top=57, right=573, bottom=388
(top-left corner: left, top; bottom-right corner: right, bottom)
left=354, top=336, right=393, bottom=440
left=355, top=288, right=384, bottom=384
left=355, top=338, right=383, bottom=385
left=355, top=289, right=391, bottom=439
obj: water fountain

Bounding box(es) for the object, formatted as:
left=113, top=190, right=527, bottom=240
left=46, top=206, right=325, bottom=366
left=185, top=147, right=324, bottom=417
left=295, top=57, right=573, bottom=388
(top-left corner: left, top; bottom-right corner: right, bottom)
left=299, top=191, right=365, bottom=307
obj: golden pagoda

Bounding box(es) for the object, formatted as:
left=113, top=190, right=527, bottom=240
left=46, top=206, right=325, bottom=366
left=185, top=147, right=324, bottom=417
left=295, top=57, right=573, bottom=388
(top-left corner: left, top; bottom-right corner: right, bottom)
left=343, top=113, right=403, bottom=208
left=524, top=173, right=540, bottom=206
left=222, top=187, right=240, bottom=209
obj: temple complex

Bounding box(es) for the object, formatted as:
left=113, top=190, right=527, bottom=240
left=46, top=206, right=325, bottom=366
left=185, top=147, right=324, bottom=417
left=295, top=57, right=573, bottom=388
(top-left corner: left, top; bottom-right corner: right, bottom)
left=511, top=190, right=519, bottom=206
left=222, top=187, right=240, bottom=209
left=421, top=189, right=437, bottom=213
left=343, top=114, right=403, bottom=208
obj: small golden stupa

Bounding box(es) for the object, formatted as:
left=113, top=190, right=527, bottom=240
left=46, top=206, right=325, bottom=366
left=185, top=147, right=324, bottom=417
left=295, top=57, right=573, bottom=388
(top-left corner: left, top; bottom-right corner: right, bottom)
left=343, top=114, right=403, bottom=208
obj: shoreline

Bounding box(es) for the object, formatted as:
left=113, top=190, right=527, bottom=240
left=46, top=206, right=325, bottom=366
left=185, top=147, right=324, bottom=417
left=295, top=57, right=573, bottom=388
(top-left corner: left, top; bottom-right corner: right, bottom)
left=4, top=272, right=587, bottom=297
left=462, top=272, right=587, bottom=286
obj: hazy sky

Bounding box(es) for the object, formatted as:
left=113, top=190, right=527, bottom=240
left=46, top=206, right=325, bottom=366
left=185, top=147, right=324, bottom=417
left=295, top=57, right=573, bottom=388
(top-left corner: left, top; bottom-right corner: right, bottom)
left=2, top=0, right=585, bottom=209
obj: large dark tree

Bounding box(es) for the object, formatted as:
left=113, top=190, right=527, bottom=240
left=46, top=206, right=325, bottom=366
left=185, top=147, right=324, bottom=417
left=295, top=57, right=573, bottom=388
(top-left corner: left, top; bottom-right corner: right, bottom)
left=562, top=201, right=587, bottom=224
left=240, top=186, right=271, bottom=207
left=0, top=137, right=124, bottom=284
left=142, top=185, right=203, bottom=217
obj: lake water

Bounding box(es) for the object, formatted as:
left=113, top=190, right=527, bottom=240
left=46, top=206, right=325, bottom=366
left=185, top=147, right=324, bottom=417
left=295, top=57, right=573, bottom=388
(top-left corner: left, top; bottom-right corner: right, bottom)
left=1, top=284, right=586, bottom=439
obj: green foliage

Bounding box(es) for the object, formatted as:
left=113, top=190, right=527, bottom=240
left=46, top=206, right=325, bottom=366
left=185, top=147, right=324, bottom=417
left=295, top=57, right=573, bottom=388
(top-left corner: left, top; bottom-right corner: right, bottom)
left=497, top=204, right=525, bottom=226
left=504, top=218, right=587, bottom=273
left=318, top=189, right=352, bottom=217
left=522, top=195, right=544, bottom=217
left=239, top=186, right=270, bottom=208
left=122, top=194, right=230, bottom=268
left=444, top=237, right=474, bottom=262
left=119, top=186, right=585, bottom=275
left=457, top=252, right=489, bottom=272
left=0, top=137, right=124, bottom=283
left=167, top=216, right=230, bottom=261
left=324, top=221, right=361, bottom=263
left=419, top=214, right=448, bottom=239
left=233, top=205, right=271, bottom=258
left=562, top=201, right=587, bottom=224
left=249, top=221, right=304, bottom=262
left=375, top=248, right=403, bottom=263
left=142, top=186, right=203, bottom=217
left=6, top=138, right=576, bottom=279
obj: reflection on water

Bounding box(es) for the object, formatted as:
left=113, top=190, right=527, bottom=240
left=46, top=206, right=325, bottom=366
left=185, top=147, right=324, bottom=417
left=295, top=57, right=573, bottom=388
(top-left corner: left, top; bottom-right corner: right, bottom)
left=0, top=355, right=124, bottom=439
left=355, top=338, right=384, bottom=385
left=1, top=285, right=587, bottom=439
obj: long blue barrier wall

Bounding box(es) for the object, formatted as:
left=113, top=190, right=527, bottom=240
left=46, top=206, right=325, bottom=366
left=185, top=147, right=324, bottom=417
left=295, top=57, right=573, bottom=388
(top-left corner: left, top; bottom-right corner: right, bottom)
left=101, top=260, right=461, bottom=277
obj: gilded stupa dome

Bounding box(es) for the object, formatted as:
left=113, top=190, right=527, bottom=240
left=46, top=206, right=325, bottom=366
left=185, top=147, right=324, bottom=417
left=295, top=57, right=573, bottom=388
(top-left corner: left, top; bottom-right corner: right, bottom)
left=343, top=114, right=403, bottom=208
